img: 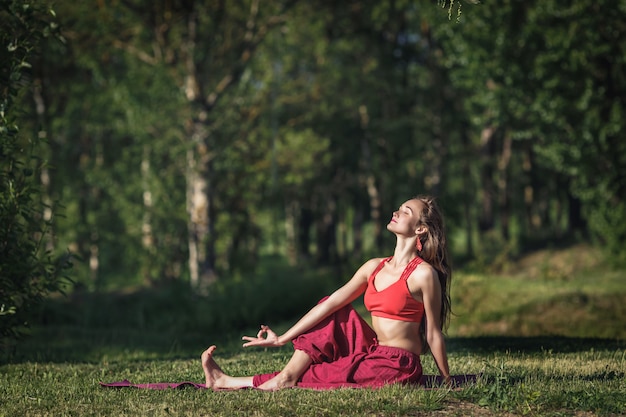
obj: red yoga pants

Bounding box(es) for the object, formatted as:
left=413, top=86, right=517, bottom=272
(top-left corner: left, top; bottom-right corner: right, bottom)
left=252, top=299, right=422, bottom=390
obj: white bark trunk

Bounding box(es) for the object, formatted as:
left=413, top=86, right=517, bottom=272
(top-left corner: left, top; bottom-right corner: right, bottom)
left=141, top=146, right=154, bottom=249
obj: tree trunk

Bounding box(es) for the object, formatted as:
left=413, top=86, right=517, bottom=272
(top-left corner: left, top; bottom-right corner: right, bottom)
left=32, top=78, right=55, bottom=253
left=498, top=131, right=512, bottom=241
left=185, top=135, right=217, bottom=289
left=336, top=210, right=347, bottom=261
left=89, top=230, right=99, bottom=285
left=75, top=138, right=102, bottom=287
left=366, top=175, right=383, bottom=251
left=567, top=187, right=586, bottom=234
left=298, top=206, right=312, bottom=261
left=479, top=125, right=497, bottom=233
left=141, top=145, right=156, bottom=283
left=352, top=205, right=364, bottom=260
left=460, top=121, right=474, bottom=257
left=522, top=144, right=533, bottom=230
left=182, top=10, right=217, bottom=289
left=359, top=105, right=382, bottom=251
left=284, top=200, right=298, bottom=265
left=315, top=197, right=337, bottom=264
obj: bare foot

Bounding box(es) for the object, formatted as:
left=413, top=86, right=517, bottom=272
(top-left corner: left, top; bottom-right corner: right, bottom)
left=201, top=346, right=226, bottom=389
left=257, top=372, right=298, bottom=391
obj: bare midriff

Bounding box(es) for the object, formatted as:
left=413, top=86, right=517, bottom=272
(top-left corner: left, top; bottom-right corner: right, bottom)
left=372, top=316, right=423, bottom=355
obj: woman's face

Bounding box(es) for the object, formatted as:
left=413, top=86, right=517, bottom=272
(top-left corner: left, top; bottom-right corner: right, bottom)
left=387, top=199, right=423, bottom=236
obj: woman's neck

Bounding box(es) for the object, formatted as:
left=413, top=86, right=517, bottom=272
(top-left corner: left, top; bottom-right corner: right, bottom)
left=390, top=238, right=418, bottom=267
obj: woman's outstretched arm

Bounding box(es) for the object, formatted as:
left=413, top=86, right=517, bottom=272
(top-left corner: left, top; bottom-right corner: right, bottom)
left=241, top=258, right=382, bottom=348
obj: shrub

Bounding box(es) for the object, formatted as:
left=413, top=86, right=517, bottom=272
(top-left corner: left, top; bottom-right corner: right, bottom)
left=0, top=0, right=72, bottom=343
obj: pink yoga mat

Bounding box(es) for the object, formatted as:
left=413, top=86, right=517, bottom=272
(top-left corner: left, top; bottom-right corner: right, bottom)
left=100, top=380, right=207, bottom=390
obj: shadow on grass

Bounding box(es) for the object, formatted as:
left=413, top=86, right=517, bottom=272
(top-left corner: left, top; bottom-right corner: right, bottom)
left=4, top=327, right=624, bottom=366
left=1, top=325, right=228, bottom=365
left=446, top=335, right=624, bottom=354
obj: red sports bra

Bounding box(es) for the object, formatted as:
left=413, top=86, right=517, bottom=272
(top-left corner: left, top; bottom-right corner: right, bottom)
left=364, top=256, right=425, bottom=323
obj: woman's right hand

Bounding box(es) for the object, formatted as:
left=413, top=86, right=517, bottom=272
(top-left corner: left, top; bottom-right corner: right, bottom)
left=242, top=325, right=283, bottom=348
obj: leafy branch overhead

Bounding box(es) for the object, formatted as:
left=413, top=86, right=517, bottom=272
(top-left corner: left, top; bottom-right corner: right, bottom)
left=437, top=0, right=480, bottom=22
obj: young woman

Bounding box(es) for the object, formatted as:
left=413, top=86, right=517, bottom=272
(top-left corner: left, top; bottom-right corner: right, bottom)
left=201, top=195, right=452, bottom=390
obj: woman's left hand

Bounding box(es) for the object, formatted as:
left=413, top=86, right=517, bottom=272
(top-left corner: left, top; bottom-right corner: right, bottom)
left=242, top=325, right=283, bottom=348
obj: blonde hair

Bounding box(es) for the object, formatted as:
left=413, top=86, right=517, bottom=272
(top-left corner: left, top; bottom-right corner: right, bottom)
left=414, top=195, right=452, bottom=336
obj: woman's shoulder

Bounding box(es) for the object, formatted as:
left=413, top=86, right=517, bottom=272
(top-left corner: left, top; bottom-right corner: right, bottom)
left=411, top=260, right=440, bottom=284
left=363, top=257, right=389, bottom=268
left=357, top=257, right=389, bottom=274
left=347, top=257, right=388, bottom=284
left=367, top=256, right=391, bottom=264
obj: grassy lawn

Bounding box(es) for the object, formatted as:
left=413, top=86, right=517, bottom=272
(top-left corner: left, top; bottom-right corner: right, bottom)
left=1, top=246, right=625, bottom=416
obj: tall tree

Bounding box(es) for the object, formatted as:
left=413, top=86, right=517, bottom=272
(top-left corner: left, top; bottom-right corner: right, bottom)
left=105, top=0, right=299, bottom=287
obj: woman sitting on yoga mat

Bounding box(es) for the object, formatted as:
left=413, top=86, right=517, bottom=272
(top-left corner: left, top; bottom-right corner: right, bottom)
left=201, top=195, right=452, bottom=390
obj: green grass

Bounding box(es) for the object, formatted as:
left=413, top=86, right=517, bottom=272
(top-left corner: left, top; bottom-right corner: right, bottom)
left=450, top=245, right=626, bottom=340
left=1, top=245, right=625, bottom=416
left=2, top=334, right=624, bottom=416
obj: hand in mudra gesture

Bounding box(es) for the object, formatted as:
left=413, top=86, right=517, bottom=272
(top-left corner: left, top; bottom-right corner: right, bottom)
left=242, top=325, right=283, bottom=348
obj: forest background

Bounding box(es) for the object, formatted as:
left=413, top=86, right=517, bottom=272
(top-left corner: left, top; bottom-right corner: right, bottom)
left=2, top=0, right=626, bottom=345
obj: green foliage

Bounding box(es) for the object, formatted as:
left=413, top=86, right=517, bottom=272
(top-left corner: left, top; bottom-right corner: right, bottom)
left=0, top=0, right=72, bottom=341
left=4, top=0, right=626, bottom=296
left=587, top=199, right=626, bottom=265
left=31, top=256, right=336, bottom=338
left=24, top=0, right=192, bottom=287
left=275, top=128, right=331, bottom=189
left=437, top=0, right=626, bottom=261
left=0, top=137, right=73, bottom=339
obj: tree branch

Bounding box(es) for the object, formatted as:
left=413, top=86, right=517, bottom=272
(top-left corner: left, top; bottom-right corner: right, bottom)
left=203, top=0, right=298, bottom=110
left=112, top=39, right=158, bottom=66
